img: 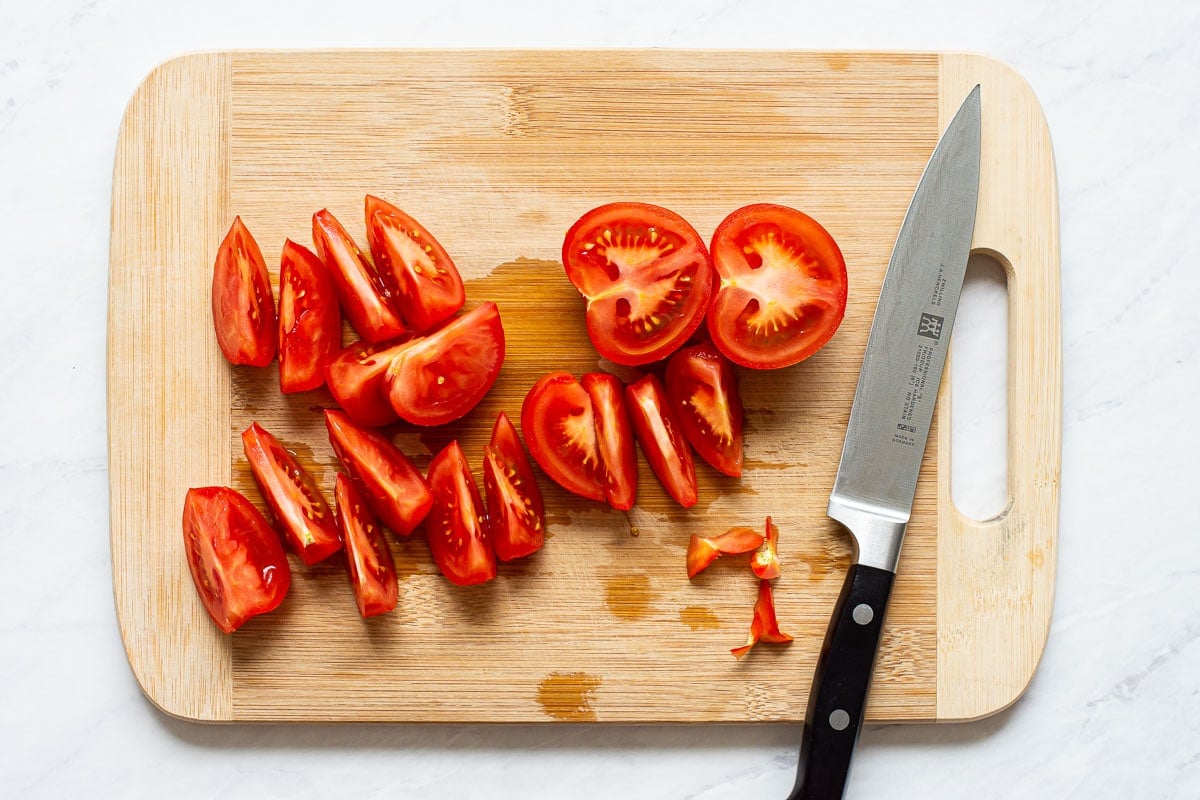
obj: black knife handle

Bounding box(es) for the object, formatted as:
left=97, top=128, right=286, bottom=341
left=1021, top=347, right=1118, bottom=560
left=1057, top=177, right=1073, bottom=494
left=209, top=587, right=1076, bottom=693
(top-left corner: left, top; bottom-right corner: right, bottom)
left=787, top=563, right=896, bottom=800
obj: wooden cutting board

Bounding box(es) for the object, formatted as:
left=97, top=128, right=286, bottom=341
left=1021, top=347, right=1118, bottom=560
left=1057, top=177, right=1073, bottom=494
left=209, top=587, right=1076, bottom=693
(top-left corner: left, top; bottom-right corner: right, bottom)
left=108, top=50, right=1060, bottom=724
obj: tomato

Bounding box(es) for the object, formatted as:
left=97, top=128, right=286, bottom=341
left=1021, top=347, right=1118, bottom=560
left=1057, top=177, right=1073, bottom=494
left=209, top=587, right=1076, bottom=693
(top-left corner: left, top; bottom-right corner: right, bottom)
left=312, top=208, right=407, bottom=344
left=686, top=527, right=764, bottom=578
left=182, top=486, right=291, bottom=633
left=665, top=342, right=744, bottom=477
left=750, top=516, right=781, bottom=580
left=707, top=203, right=847, bottom=369
left=482, top=412, right=545, bottom=561
left=334, top=473, right=399, bottom=617
left=366, top=195, right=465, bottom=332
left=731, top=579, right=793, bottom=659
left=384, top=302, right=505, bottom=427
left=625, top=374, right=698, bottom=508
left=241, top=422, right=342, bottom=565
left=277, top=239, right=342, bottom=393
left=323, top=337, right=413, bottom=427
left=580, top=372, right=637, bottom=511
left=324, top=409, right=432, bottom=536
left=211, top=216, right=277, bottom=366
left=562, top=202, right=713, bottom=366
left=425, top=441, right=497, bottom=586
left=521, top=372, right=606, bottom=503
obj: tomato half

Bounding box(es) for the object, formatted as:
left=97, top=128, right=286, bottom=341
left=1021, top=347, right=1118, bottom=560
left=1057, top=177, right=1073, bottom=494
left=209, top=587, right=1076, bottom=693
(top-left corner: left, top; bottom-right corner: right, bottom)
left=580, top=372, right=637, bottom=511
left=324, top=409, right=432, bottom=537
left=324, top=337, right=413, bottom=427
left=482, top=411, right=545, bottom=561
left=366, top=195, right=466, bottom=332
left=182, top=486, right=291, bottom=633
left=334, top=473, right=399, bottom=617
left=312, top=208, right=407, bottom=344
left=211, top=216, right=277, bottom=366
left=731, top=579, right=793, bottom=659
left=425, top=441, right=497, bottom=586
left=625, top=374, right=698, bottom=508
left=562, top=202, right=714, bottom=366
left=278, top=239, right=342, bottom=393
left=686, top=527, right=764, bottom=578
left=707, top=203, right=847, bottom=369
left=665, top=342, right=744, bottom=477
left=241, top=422, right=342, bottom=565
left=521, top=372, right=606, bottom=503
left=384, top=302, right=505, bottom=427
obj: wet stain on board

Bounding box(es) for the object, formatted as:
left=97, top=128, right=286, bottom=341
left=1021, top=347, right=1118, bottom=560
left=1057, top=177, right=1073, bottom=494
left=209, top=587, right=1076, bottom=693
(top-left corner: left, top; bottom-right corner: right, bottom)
left=537, top=672, right=602, bottom=720
left=603, top=573, right=657, bottom=621
left=679, top=605, right=720, bottom=630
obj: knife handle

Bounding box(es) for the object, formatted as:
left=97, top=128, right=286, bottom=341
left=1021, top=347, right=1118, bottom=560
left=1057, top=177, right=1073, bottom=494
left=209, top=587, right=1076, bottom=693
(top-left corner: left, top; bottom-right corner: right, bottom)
left=788, top=563, right=895, bottom=800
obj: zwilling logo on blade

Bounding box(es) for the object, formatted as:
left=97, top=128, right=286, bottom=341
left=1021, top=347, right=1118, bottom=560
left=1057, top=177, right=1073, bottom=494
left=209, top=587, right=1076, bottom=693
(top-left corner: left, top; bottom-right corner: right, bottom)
left=917, top=313, right=944, bottom=340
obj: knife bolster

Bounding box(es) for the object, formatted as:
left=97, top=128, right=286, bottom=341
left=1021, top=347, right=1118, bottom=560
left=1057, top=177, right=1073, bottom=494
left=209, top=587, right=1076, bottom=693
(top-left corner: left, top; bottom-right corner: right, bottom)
left=827, top=495, right=909, bottom=572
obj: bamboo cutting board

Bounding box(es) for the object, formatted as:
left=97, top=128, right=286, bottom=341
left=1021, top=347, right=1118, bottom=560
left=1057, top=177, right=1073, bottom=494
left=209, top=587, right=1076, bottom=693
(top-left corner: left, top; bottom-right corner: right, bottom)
left=108, top=50, right=1060, bottom=724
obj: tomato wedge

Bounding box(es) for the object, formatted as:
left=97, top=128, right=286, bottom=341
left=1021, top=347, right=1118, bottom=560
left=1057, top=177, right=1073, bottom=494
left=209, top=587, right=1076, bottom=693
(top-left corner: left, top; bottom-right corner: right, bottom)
left=731, top=579, right=793, bottom=660
left=312, top=208, right=407, bottom=344
left=366, top=195, right=465, bottom=332
left=324, top=337, right=413, bottom=427
left=182, top=486, right=291, bottom=633
left=751, top=516, right=782, bottom=580
left=324, top=409, right=433, bottom=536
left=425, top=441, right=497, bottom=586
left=581, top=372, right=637, bottom=511
left=521, top=372, right=606, bottom=503
left=625, top=374, right=698, bottom=508
left=562, top=202, right=714, bottom=366
left=482, top=412, right=545, bottom=561
left=384, top=302, right=505, bottom=426
left=334, top=473, right=399, bottom=617
left=707, top=203, right=848, bottom=369
left=241, top=422, right=342, bottom=565
left=686, top=527, right=764, bottom=578
left=278, top=239, right=342, bottom=393
left=211, top=216, right=277, bottom=366
left=665, top=342, right=744, bottom=477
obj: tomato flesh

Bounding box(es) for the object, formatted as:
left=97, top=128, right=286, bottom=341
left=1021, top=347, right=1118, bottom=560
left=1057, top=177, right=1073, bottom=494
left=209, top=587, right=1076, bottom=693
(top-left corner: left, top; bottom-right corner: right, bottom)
left=731, top=579, right=793, bottom=659
left=324, top=337, right=412, bottom=427
left=625, top=374, right=698, bottom=508
left=708, top=204, right=847, bottom=369
left=182, top=486, right=291, bottom=633
left=751, top=516, right=782, bottom=580
left=241, top=422, right=342, bottom=565
left=335, top=473, right=399, bottom=617
left=212, top=216, right=277, bottom=366
left=686, top=527, right=764, bottom=578
left=278, top=239, right=342, bottom=393
left=563, top=203, right=714, bottom=366
left=580, top=372, right=637, bottom=511
left=312, top=208, right=407, bottom=344
left=482, top=412, right=546, bottom=561
left=425, top=441, right=497, bottom=586
left=521, top=372, right=607, bottom=503
left=665, top=342, right=744, bottom=477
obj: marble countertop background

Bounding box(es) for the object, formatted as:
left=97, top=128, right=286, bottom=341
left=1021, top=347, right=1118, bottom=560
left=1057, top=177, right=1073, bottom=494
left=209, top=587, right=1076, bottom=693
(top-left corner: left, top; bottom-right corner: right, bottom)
left=2, top=1, right=1197, bottom=797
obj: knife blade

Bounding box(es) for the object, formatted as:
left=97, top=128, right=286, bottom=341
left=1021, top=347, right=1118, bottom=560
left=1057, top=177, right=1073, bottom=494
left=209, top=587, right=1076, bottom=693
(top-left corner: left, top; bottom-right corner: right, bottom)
left=788, top=85, right=982, bottom=800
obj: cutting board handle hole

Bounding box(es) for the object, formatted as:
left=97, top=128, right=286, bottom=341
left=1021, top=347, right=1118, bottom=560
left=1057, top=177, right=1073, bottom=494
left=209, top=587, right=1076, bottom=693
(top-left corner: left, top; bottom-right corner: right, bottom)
left=950, top=252, right=1010, bottom=522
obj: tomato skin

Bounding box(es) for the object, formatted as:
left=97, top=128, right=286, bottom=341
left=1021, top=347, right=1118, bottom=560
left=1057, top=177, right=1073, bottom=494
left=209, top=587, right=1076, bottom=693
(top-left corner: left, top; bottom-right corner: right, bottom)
left=323, top=337, right=414, bottom=427
left=750, top=516, right=782, bottom=580
left=686, top=527, right=764, bottom=578
left=580, top=372, right=637, bottom=511
left=425, top=441, right=497, bottom=586
left=278, top=239, right=342, bottom=393
left=521, top=372, right=607, bottom=503
left=366, top=195, right=466, bottom=332
left=665, top=342, right=744, bottom=477
left=731, top=579, right=793, bottom=659
left=312, top=208, right=408, bottom=344
left=182, top=486, right=291, bottom=633
left=324, top=409, right=433, bottom=537
left=384, top=302, right=505, bottom=427
left=625, top=374, right=698, bottom=508
left=212, top=217, right=277, bottom=367
left=707, top=203, right=848, bottom=369
left=241, top=422, right=342, bottom=565
left=334, top=473, right=399, bottom=617
left=562, top=202, right=714, bottom=366
left=482, top=412, right=545, bottom=561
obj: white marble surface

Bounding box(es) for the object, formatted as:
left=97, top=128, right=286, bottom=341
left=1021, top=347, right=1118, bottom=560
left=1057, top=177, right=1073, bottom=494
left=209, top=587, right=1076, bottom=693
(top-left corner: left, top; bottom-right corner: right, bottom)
left=2, top=0, right=1198, bottom=797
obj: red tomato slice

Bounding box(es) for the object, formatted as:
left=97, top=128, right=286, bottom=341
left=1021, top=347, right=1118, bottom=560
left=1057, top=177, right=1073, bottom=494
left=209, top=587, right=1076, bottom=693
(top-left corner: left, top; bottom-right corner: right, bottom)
left=686, top=527, right=764, bottom=578
left=707, top=203, right=848, bottom=369
left=312, top=208, right=407, bottom=344
left=334, top=473, right=399, bottom=617
left=580, top=372, right=637, bottom=511
left=323, top=337, right=414, bottom=427
left=211, top=217, right=277, bottom=366
left=750, top=516, right=781, bottom=580
left=425, top=441, right=497, bottom=586
left=278, top=239, right=342, bottom=393
left=366, top=195, right=466, bottom=332
left=384, top=302, right=505, bottom=426
left=521, top=372, right=607, bottom=503
left=241, top=422, right=342, bottom=565
left=665, top=342, right=744, bottom=477
left=182, top=486, right=291, bottom=633
left=562, top=202, right=714, bottom=366
left=625, top=374, right=698, bottom=508
left=324, top=409, right=433, bottom=537
left=731, top=579, right=793, bottom=659
left=482, top=411, right=545, bottom=561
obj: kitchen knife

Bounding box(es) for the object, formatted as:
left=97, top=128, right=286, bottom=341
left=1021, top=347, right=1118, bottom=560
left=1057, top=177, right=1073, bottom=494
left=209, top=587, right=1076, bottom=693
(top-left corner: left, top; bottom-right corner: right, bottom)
left=787, top=85, right=982, bottom=800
